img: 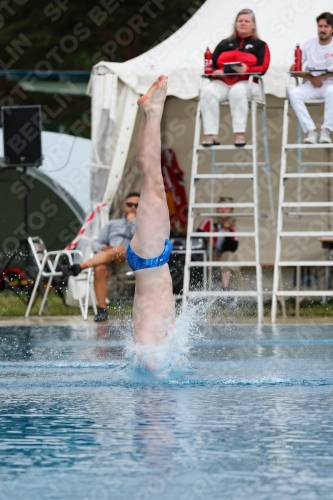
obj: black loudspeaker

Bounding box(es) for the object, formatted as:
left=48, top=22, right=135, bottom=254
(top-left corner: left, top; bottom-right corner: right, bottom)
left=2, top=105, right=42, bottom=167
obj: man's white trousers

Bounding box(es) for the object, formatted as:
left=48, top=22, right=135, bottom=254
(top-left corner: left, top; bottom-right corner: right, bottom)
left=200, top=80, right=261, bottom=135
left=289, top=81, right=333, bottom=133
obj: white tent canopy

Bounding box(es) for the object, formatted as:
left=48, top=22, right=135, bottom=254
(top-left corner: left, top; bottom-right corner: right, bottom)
left=90, top=0, right=333, bottom=219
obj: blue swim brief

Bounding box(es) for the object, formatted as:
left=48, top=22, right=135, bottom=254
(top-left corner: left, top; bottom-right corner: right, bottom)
left=126, top=239, right=173, bottom=271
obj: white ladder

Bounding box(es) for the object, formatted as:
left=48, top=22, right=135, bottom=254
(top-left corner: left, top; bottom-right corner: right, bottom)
left=182, top=76, right=272, bottom=323
left=271, top=76, right=333, bottom=322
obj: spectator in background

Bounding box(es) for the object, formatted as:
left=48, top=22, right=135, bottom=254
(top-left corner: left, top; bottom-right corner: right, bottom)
left=200, top=8, right=270, bottom=147
left=198, top=197, right=242, bottom=306
left=62, top=192, right=140, bottom=322
left=289, top=12, right=333, bottom=144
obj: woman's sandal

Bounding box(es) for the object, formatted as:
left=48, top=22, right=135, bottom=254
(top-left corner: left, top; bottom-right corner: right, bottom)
left=234, top=136, right=246, bottom=147
left=202, top=137, right=220, bottom=147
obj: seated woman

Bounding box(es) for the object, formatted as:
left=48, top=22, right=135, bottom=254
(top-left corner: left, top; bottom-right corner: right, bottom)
left=127, top=75, right=176, bottom=345
left=200, top=8, right=270, bottom=147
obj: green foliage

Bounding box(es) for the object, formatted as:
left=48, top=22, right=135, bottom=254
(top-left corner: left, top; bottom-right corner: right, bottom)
left=0, top=0, right=204, bottom=70
left=0, top=290, right=133, bottom=317
left=2, top=290, right=333, bottom=318
left=0, top=0, right=203, bottom=135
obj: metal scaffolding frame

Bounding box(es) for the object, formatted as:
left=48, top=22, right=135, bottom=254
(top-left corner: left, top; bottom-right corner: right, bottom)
left=182, top=75, right=274, bottom=323
left=271, top=75, right=333, bottom=322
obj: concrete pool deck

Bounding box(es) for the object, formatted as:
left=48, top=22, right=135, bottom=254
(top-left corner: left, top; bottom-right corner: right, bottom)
left=1, top=315, right=333, bottom=327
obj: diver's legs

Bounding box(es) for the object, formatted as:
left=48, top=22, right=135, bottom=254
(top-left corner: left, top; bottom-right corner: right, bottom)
left=130, top=75, right=170, bottom=259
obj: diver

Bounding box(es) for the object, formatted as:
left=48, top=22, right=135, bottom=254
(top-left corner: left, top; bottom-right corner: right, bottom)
left=127, top=75, right=176, bottom=345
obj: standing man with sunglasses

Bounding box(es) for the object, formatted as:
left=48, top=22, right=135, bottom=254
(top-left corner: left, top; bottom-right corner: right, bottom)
left=62, top=192, right=140, bottom=321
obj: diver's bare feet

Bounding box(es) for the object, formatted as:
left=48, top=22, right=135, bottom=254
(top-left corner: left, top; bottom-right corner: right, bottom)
left=137, top=75, right=168, bottom=116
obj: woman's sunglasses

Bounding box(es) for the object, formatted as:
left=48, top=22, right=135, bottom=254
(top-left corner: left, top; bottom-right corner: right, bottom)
left=126, top=202, right=139, bottom=208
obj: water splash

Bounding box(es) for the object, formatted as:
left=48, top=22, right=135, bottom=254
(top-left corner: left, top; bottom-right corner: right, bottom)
left=125, top=300, right=207, bottom=372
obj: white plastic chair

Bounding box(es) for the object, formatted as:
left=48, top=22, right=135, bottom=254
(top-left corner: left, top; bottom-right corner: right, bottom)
left=25, top=236, right=84, bottom=318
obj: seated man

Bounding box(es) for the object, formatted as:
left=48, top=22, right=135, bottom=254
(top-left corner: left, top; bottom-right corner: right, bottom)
left=62, top=192, right=140, bottom=322
left=289, top=12, right=333, bottom=144
left=198, top=197, right=242, bottom=306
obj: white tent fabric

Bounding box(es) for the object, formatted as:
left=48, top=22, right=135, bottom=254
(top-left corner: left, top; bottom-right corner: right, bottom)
left=90, top=0, right=333, bottom=214
left=89, top=73, right=139, bottom=224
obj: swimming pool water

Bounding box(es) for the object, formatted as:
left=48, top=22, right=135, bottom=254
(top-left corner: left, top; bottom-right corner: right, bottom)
left=1, top=323, right=333, bottom=500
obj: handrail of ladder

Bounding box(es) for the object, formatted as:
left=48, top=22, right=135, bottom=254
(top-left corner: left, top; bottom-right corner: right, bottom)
left=271, top=81, right=333, bottom=322
left=286, top=73, right=299, bottom=101
left=183, top=74, right=268, bottom=321
left=248, top=75, right=266, bottom=106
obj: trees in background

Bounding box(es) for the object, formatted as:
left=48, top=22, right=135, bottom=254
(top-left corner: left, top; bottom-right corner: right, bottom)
left=0, top=0, right=202, bottom=70
left=0, top=0, right=202, bottom=136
